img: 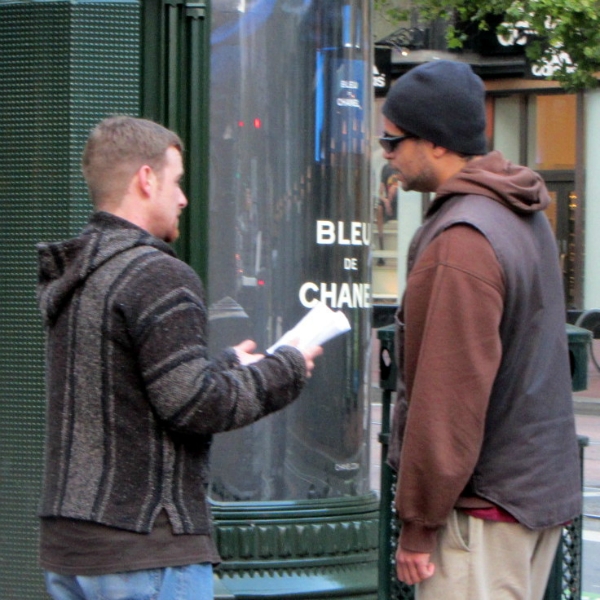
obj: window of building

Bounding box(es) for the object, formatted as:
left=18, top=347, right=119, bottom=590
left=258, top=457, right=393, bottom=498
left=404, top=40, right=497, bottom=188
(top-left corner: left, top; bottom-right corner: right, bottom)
left=527, top=94, right=576, bottom=170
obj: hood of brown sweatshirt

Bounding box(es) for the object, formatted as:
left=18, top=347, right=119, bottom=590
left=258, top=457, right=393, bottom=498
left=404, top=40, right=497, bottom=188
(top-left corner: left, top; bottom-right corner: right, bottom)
left=430, top=150, right=551, bottom=217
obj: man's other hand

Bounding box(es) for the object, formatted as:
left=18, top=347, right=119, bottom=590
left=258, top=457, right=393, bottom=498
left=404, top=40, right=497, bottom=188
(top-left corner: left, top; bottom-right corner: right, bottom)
left=396, top=547, right=435, bottom=585
left=300, top=345, right=323, bottom=378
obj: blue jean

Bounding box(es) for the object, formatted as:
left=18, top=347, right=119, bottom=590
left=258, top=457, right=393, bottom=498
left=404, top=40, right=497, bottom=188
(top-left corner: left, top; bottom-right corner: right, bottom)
left=44, top=564, right=214, bottom=600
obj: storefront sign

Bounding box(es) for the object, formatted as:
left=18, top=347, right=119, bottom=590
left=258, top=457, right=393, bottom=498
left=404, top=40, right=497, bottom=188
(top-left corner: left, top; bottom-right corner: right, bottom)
left=373, top=64, right=386, bottom=90
left=497, top=19, right=575, bottom=78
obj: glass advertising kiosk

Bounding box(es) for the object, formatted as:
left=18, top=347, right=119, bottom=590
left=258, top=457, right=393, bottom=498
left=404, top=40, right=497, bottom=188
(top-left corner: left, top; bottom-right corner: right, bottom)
left=207, top=1, right=377, bottom=597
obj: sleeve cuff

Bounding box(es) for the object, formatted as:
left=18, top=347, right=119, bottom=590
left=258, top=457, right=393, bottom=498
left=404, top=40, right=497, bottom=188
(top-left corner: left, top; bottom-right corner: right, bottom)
left=273, top=345, right=306, bottom=384
left=215, top=347, right=240, bottom=369
left=399, top=521, right=440, bottom=554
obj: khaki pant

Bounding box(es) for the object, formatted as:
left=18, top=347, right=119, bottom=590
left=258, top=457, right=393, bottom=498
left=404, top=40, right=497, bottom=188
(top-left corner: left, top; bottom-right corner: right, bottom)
left=416, top=510, right=562, bottom=600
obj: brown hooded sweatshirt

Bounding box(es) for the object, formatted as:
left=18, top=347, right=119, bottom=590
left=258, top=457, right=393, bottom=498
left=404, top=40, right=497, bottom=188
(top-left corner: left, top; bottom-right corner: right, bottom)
left=393, top=151, right=581, bottom=554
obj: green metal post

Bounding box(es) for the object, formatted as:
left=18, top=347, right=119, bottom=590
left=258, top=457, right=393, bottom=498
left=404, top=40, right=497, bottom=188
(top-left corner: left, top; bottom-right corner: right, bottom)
left=184, top=1, right=210, bottom=283
left=141, top=0, right=211, bottom=284
left=378, top=387, right=394, bottom=600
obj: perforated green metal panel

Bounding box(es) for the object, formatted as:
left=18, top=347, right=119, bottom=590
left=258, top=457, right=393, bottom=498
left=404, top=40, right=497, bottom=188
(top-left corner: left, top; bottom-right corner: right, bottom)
left=0, top=2, right=141, bottom=597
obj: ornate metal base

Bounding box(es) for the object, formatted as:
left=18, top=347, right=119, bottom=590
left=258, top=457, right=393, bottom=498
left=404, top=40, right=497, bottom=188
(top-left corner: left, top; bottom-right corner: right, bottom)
left=211, top=494, right=380, bottom=599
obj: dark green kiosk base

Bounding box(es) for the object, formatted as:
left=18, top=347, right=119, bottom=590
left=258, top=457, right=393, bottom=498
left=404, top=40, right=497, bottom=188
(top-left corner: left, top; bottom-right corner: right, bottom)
left=211, top=496, right=380, bottom=599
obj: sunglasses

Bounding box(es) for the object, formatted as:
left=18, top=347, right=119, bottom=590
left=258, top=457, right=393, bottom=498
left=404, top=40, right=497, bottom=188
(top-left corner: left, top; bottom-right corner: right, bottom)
left=379, top=133, right=415, bottom=153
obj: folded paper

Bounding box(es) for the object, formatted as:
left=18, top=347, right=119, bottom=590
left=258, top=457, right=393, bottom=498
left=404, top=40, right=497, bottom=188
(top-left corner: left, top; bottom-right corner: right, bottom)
left=267, top=301, right=351, bottom=354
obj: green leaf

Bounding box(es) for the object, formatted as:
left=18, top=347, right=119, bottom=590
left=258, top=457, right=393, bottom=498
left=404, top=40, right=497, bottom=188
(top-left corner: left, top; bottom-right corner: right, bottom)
left=373, top=0, right=600, bottom=89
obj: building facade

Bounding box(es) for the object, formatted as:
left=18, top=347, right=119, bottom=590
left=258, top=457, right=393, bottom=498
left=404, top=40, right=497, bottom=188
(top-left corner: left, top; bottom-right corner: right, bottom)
left=372, top=24, right=600, bottom=316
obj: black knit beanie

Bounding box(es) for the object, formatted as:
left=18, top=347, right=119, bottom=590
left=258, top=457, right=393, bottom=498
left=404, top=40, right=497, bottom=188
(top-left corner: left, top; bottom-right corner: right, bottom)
left=382, top=60, right=487, bottom=155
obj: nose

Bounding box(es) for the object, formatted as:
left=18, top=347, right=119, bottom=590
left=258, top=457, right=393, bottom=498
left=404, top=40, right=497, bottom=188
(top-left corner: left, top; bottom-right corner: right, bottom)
left=179, top=190, right=188, bottom=208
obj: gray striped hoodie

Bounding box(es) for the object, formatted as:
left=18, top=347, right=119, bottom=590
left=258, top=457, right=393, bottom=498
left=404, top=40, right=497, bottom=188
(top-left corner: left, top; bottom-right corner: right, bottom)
left=36, top=211, right=306, bottom=534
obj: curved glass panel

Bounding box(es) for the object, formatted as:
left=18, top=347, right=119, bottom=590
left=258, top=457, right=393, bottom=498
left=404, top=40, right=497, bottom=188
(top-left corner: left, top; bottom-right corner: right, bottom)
left=207, top=0, right=372, bottom=501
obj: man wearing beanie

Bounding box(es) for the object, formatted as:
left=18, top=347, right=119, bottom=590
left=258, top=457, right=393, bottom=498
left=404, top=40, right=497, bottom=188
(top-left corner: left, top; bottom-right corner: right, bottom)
left=383, top=60, right=581, bottom=599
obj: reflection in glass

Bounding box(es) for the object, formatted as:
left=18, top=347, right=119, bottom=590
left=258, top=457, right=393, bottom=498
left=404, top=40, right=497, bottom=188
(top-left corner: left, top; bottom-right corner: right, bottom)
left=207, top=0, right=372, bottom=502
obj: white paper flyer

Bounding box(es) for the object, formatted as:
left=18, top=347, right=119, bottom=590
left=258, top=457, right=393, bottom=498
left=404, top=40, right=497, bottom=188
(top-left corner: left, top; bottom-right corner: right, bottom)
left=267, top=301, right=351, bottom=354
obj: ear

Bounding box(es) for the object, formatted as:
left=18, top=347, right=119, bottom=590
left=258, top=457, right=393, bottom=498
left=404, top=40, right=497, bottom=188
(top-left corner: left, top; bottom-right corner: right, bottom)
left=137, top=165, right=156, bottom=198
left=430, top=144, right=449, bottom=159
